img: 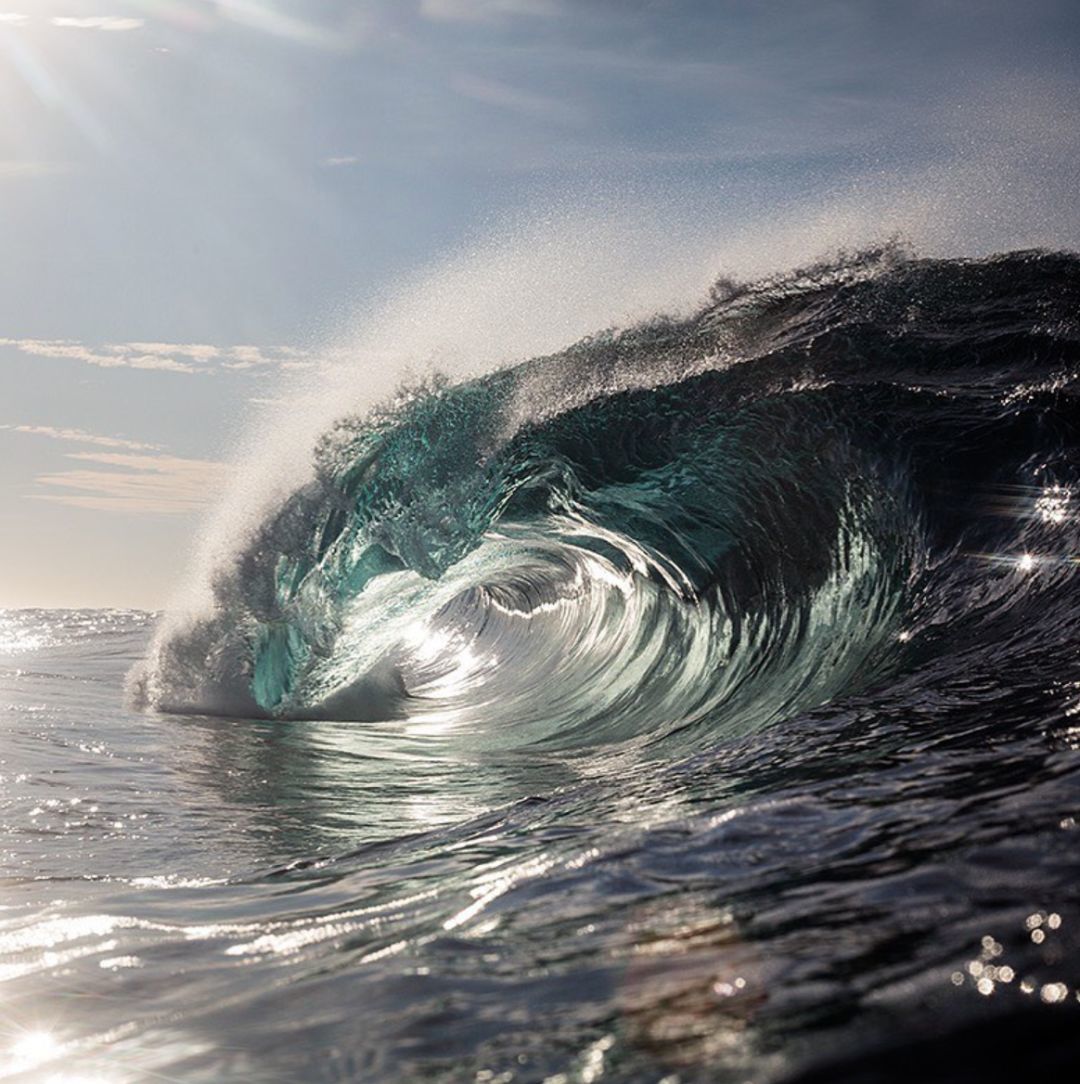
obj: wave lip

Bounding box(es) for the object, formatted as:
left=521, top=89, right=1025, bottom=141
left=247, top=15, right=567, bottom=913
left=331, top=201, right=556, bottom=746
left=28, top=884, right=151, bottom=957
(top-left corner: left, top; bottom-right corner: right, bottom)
left=135, top=248, right=1080, bottom=751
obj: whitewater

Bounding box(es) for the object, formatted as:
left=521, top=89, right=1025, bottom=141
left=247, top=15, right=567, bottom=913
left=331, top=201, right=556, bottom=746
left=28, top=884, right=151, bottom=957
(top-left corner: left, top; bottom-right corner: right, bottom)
left=3, top=242, right=1080, bottom=1082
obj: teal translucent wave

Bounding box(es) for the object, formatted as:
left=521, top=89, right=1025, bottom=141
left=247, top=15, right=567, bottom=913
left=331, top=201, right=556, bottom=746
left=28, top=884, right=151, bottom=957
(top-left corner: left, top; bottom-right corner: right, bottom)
left=143, top=371, right=913, bottom=746
left=140, top=249, right=1080, bottom=748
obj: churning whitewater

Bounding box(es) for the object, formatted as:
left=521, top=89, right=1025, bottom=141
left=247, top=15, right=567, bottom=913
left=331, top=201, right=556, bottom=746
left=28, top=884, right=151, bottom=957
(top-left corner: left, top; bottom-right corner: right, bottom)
left=138, top=247, right=1078, bottom=752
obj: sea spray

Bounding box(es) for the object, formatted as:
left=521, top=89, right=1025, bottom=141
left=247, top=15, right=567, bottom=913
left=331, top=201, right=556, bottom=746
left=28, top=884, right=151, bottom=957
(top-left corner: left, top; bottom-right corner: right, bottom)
left=135, top=250, right=1077, bottom=761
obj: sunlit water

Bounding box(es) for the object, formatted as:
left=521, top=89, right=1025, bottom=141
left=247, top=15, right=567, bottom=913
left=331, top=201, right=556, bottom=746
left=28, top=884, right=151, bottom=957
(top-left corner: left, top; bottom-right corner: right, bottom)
left=2, top=607, right=1078, bottom=1083
left=5, top=251, right=1080, bottom=1082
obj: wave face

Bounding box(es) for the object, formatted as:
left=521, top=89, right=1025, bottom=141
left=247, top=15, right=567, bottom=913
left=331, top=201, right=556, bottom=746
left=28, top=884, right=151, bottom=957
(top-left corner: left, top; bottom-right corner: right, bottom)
left=138, top=248, right=1080, bottom=755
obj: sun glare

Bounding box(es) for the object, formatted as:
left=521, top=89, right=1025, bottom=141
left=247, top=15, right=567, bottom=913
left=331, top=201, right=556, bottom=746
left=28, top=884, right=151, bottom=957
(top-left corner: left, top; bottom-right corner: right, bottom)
left=10, top=1028, right=62, bottom=1068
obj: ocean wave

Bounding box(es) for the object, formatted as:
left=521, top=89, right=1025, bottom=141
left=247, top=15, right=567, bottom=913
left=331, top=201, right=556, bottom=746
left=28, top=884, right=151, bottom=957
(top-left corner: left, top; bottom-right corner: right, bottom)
left=133, top=248, right=1080, bottom=753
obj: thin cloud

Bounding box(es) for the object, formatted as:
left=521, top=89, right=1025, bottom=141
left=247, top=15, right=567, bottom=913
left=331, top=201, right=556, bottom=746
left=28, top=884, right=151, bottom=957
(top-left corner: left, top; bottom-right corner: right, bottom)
left=420, top=0, right=560, bottom=22
left=323, top=155, right=360, bottom=167
left=0, top=161, right=69, bottom=179
left=50, top=16, right=144, bottom=31
left=209, top=4, right=338, bottom=49
left=1, top=423, right=161, bottom=452
left=451, top=73, right=585, bottom=126
left=0, top=338, right=316, bottom=375
left=32, top=452, right=230, bottom=516
left=124, top=341, right=222, bottom=362
left=0, top=13, right=28, bottom=25
left=0, top=338, right=199, bottom=373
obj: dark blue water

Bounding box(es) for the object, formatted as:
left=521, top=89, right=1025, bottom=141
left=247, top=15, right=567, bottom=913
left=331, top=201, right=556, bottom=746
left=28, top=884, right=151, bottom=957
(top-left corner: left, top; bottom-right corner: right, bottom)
left=4, top=249, right=1080, bottom=1081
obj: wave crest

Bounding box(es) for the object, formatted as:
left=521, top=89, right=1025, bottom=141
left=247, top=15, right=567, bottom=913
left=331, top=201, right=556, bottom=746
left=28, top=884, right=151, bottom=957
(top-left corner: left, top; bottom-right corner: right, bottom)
left=133, top=248, right=1080, bottom=751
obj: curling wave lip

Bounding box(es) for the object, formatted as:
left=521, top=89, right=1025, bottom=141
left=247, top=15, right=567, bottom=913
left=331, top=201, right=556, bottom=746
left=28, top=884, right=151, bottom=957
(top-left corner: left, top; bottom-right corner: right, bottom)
left=133, top=248, right=1079, bottom=759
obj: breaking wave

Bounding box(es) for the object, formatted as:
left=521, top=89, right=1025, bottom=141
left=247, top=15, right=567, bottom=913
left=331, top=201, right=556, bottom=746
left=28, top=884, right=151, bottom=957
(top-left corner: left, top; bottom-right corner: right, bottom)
left=133, top=247, right=1080, bottom=755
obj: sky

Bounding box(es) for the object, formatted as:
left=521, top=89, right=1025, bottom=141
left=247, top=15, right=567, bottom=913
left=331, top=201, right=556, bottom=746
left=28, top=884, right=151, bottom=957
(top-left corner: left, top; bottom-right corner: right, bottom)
left=1, top=0, right=1078, bottom=608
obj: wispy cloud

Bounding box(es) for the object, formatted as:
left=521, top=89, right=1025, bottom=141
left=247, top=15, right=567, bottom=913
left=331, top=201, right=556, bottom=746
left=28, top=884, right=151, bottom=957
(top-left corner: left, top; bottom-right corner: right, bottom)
left=209, top=3, right=338, bottom=49
left=1, top=423, right=161, bottom=452
left=50, top=16, right=144, bottom=31
left=124, top=341, right=221, bottom=362
left=322, top=155, right=360, bottom=167
left=0, top=160, right=69, bottom=179
left=0, top=338, right=317, bottom=375
left=420, top=0, right=560, bottom=22
left=0, top=338, right=199, bottom=373
left=5, top=423, right=229, bottom=514
left=0, top=12, right=27, bottom=26
left=450, top=73, right=585, bottom=125
left=32, top=451, right=230, bottom=515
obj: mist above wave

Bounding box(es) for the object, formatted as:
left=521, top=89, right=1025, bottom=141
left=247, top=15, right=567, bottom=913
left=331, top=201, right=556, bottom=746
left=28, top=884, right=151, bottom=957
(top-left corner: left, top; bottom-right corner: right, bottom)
left=133, top=248, right=1080, bottom=759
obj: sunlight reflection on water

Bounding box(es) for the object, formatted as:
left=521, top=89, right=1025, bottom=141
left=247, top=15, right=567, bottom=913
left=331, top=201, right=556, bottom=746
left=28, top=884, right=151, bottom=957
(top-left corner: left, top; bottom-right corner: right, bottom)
left=0, top=613, right=48, bottom=657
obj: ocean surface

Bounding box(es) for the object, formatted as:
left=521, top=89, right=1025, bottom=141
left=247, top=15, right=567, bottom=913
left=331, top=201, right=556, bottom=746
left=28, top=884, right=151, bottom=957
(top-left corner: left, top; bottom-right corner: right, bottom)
left=4, top=249, right=1080, bottom=1082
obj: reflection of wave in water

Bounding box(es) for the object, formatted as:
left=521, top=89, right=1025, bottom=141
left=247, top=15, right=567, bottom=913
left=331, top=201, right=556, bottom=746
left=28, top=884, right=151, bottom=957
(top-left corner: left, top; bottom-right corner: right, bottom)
left=134, top=248, right=1080, bottom=755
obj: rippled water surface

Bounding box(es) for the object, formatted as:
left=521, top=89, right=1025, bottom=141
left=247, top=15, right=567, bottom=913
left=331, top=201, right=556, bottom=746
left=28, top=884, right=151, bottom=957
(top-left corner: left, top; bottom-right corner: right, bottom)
left=3, top=607, right=1079, bottom=1083
left=5, top=251, right=1080, bottom=1082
